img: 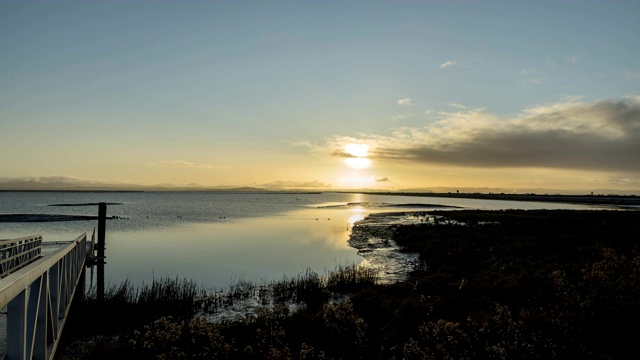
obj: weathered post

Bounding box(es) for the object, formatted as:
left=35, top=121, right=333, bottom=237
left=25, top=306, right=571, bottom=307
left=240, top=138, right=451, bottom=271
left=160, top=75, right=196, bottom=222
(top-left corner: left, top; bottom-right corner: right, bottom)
left=97, top=202, right=106, bottom=260
left=97, top=202, right=106, bottom=301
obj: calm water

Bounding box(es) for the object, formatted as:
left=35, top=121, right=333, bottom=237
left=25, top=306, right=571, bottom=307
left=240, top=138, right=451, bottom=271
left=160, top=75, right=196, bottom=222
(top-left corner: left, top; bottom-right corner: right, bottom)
left=0, top=191, right=601, bottom=288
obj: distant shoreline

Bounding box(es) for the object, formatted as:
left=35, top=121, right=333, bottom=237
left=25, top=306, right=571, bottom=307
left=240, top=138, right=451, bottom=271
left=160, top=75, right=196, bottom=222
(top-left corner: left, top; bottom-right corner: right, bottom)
left=342, top=191, right=640, bottom=207
left=0, top=190, right=145, bottom=193
left=0, top=189, right=322, bottom=194
left=1, top=189, right=639, bottom=207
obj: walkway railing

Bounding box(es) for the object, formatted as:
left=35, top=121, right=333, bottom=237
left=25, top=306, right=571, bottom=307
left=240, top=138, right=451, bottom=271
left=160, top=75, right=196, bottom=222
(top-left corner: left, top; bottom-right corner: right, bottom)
left=0, top=234, right=86, bottom=360
left=0, top=236, right=43, bottom=278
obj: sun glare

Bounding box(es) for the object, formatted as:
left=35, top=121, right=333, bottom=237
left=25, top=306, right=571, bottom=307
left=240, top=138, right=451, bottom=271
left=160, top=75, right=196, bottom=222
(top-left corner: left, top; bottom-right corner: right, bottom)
left=345, top=157, right=371, bottom=169
left=344, top=143, right=370, bottom=169
left=339, top=175, right=376, bottom=188
left=345, top=143, right=368, bottom=158
left=348, top=213, right=365, bottom=227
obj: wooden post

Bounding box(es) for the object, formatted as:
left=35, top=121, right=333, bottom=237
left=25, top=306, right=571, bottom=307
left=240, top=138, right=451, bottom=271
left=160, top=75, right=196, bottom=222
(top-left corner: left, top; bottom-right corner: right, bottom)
left=97, top=202, right=106, bottom=301
left=97, top=202, right=106, bottom=261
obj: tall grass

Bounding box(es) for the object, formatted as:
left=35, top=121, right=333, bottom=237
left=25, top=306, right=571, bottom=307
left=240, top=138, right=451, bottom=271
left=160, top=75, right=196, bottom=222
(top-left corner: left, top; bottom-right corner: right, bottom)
left=73, top=277, right=207, bottom=338
left=207, top=263, right=379, bottom=315
left=63, top=263, right=378, bottom=342
left=327, top=263, right=379, bottom=292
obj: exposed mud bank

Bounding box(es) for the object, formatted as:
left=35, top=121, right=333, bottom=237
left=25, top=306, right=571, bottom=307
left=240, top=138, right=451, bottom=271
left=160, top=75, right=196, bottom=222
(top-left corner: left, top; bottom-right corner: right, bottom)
left=348, top=212, right=433, bottom=284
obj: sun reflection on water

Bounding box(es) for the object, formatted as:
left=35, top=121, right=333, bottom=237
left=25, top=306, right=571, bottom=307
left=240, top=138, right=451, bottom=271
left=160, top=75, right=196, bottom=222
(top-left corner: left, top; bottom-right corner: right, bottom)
left=348, top=212, right=365, bottom=227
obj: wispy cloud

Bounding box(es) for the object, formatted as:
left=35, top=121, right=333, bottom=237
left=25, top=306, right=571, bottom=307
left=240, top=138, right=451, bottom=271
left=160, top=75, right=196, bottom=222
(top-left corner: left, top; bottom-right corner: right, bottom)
left=261, top=180, right=331, bottom=189
left=148, top=160, right=230, bottom=170
left=607, top=177, right=640, bottom=185
left=286, top=139, right=314, bottom=147
left=392, top=113, right=416, bottom=121
left=322, top=97, right=640, bottom=173
left=0, top=176, right=143, bottom=190
left=397, top=98, right=413, bottom=106
left=519, top=68, right=543, bottom=86
left=0, top=176, right=233, bottom=190
left=448, top=102, right=467, bottom=110
left=0, top=176, right=101, bottom=186
left=440, top=60, right=456, bottom=69
left=376, top=177, right=390, bottom=182
left=625, top=70, right=640, bottom=80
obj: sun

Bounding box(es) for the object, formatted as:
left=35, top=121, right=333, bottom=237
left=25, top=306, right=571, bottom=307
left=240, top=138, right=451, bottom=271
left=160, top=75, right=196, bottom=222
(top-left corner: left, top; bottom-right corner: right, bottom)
left=345, top=143, right=368, bottom=158
left=343, top=143, right=371, bottom=169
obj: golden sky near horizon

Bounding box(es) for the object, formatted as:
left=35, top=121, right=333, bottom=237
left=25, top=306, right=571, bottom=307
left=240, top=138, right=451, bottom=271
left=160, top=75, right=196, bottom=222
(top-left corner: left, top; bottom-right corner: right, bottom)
left=1, top=1, right=639, bottom=192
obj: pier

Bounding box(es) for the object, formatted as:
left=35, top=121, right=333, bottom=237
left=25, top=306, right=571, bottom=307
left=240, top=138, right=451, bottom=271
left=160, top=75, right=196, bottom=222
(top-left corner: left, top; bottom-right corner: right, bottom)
left=0, top=203, right=107, bottom=360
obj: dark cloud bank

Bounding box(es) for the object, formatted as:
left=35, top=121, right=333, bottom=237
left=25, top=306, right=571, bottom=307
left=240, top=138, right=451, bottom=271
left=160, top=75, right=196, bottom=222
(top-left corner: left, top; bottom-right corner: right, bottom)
left=370, top=97, right=640, bottom=173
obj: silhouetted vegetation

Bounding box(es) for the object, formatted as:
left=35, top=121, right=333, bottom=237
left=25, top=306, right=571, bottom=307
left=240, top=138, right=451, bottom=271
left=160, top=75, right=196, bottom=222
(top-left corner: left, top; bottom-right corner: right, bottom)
left=58, top=210, right=640, bottom=359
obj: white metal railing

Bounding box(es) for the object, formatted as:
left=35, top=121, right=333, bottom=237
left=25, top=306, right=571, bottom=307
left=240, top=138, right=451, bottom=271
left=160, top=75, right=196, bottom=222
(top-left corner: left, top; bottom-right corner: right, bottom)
left=0, top=236, right=43, bottom=279
left=0, top=234, right=86, bottom=360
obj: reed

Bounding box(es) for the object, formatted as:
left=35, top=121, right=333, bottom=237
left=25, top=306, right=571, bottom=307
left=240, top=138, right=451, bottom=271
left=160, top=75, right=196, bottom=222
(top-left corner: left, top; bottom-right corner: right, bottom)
left=66, top=262, right=380, bottom=339
left=326, top=263, right=379, bottom=292
left=203, top=263, right=379, bottom=316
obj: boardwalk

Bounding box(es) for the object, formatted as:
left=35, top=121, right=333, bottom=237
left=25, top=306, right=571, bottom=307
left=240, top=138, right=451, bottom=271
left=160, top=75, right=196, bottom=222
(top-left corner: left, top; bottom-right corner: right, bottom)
left=0, top=237, right=87, bottom=360
left=1, top=241, right=84, bottom=356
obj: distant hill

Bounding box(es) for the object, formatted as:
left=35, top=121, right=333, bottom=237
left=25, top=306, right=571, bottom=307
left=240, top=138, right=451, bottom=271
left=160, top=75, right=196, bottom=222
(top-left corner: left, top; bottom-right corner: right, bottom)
left=398, top=186, right=640, bottom=196
left=1, top=177, right=638, bottom=196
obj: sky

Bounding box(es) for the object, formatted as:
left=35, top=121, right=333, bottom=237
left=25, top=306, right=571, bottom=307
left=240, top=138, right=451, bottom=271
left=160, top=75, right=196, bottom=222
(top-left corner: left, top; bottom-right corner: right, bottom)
left=1, top=0, right=639, bottom=193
